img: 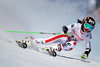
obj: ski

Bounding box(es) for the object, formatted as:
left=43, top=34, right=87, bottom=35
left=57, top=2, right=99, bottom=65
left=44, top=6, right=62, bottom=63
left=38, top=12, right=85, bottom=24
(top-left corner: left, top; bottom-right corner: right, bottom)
left=43, top=47, right=57, bottom=57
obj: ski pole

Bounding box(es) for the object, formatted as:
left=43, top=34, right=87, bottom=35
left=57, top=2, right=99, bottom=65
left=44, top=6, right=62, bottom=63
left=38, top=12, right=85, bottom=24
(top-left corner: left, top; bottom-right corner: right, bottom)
left=5, top=30, right=68, bottom=35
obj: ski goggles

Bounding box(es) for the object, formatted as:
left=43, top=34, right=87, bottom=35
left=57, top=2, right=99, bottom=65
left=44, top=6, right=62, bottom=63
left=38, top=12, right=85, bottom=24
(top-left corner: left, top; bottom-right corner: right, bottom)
left=83, top=23, right=94, bottom=31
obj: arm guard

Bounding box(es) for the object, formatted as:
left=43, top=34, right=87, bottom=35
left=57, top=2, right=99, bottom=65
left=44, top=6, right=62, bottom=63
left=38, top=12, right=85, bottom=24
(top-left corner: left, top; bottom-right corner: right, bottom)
left=84, top=48, right=91, bottom=57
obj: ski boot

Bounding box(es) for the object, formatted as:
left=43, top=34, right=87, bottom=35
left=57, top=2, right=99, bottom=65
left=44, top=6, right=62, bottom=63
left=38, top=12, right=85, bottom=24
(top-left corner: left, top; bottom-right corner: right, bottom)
left=43, top=44, right=62, bottom=57
left=16, top=40, right=27, bottom=48
left=16, top=36, right=35, bottom=49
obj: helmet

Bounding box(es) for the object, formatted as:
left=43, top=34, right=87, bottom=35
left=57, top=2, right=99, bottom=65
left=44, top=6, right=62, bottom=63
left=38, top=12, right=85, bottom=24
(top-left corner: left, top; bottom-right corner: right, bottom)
left=83, top=16, right=96, bottom=26
left=82, top=16, right=96, bottom=32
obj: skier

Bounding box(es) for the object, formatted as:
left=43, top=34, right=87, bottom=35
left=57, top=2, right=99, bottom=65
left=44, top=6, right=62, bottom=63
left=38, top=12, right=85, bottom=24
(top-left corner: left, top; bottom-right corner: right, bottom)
left=16, top=16, right=96, bottom=59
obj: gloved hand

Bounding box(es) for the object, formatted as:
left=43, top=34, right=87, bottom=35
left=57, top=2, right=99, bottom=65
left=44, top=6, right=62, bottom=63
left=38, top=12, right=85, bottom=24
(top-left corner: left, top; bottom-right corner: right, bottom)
left=62, top=26, right=68, bottom=33
left=62, top=26, right=73, bottom=37
left=81, top=48, right=91, bottom=60
left=81, top=53, right=88, bottom=59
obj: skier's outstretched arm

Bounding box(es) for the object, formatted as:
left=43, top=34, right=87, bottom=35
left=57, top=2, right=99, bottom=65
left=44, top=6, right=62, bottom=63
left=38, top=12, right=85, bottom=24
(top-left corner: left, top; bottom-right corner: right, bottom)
left=81, top=35, right=92, bottom=59
left=62, top=19, right=82, bottom=34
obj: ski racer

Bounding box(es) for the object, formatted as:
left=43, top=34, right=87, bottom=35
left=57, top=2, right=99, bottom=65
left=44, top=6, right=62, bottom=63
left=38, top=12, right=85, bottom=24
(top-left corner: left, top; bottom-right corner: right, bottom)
left=17, top=16, right=96, bottom=59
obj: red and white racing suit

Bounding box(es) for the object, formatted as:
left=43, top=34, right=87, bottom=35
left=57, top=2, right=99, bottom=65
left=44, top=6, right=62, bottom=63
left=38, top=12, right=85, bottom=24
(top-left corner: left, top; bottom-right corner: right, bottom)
left=35, top=23, right=92, bottom=51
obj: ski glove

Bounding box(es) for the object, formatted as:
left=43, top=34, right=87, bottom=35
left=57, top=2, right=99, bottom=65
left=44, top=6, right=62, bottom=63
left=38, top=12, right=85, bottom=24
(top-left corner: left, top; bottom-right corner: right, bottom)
left=81, top=48, right=91, bottom=59
left=62, top=26, right=73, bottom=37
left=62, top=26, right=68, bottom=33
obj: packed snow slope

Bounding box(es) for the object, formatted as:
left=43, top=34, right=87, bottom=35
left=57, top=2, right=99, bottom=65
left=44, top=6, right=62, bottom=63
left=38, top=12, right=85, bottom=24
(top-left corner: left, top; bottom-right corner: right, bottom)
left=0, top=0, right=100, bottom=67
left=0, top=39, right=100, bottom=67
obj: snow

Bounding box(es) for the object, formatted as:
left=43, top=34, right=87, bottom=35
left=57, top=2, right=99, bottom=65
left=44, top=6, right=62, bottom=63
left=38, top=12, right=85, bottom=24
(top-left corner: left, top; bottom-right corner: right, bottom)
left=0, top=39, right=100, bottom=67
left=0, top=0, right=100, bottom=67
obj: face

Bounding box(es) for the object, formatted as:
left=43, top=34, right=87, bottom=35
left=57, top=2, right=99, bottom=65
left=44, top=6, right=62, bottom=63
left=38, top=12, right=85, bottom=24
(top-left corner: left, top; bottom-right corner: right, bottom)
left=83, top=26, right=90, bottom=33
left=83, top=23, right=94, bottom=33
